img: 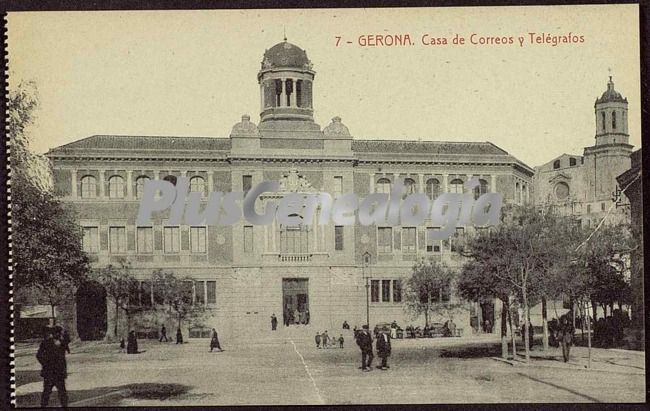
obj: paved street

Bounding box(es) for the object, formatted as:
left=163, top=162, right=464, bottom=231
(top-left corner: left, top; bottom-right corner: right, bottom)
left=14, top=332, right=646, bottom=406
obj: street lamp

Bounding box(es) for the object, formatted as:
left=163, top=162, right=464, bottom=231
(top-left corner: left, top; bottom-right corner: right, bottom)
left=363, top=251, right=371, bottom=328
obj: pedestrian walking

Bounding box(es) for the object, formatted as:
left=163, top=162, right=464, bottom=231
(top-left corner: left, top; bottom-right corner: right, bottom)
left=119, top=337, right=126, bottom=353
left=315, top=332, right=321, bottom=348
left=271, top=314, right=278, bottom=331
left=210, top=328, right=223, bottom=352
left=176, top=327, right=183, bottom=344
left=322, top=330, right=329, bottom=348
left=37, top=326, right=68, bottom=408
left=159, top=325, right=168, bottom=342
left=557, top=315, right=575, bottom=362
left=376, top=330, right=391, bottom=370
left=356, top=325, right=374, bottom=371
left=127, top=330, right=138, bottom=354
left=339, top=334, right=344, bottom=349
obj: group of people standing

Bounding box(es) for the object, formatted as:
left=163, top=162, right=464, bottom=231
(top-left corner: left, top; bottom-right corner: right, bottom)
left=283, top=308, right=310, bottom=326
left=355, top=324, right=391, bottom=371
left=315, top=330, right=344, bottom=349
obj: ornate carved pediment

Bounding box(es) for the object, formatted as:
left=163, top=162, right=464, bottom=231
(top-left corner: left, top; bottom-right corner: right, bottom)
left=548, top=173, right=571, bottom=184
left=278, top=166, right=316, bottom=193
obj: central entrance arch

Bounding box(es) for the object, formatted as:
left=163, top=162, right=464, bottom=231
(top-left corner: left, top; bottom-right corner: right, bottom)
left=76, top=280, right=107, bottom=341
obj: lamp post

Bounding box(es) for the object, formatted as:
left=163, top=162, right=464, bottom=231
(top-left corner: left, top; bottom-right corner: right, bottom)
left=363, top=251, right=371, bottom=328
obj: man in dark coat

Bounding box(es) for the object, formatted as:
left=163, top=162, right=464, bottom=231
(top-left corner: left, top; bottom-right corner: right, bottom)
left=159, top=325, right=168, bottom=342
left=376, top=330, right=392, bottom=370
left=557, top=315, right=575, bottom=362
left=356, top=325, right=374, bottom=371
left=271, top=314, right=278, bottom=331
left=127, top=330, right=138, bottom=354
left=176, top=327, right=183, bottom=344
left=37, top=326, right=68, bottom=408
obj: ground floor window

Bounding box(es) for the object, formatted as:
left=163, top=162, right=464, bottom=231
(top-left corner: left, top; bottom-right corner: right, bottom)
left=371, top=278, right=402, bottom=303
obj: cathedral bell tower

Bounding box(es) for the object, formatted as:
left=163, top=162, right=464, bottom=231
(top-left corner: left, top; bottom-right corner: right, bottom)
left=258, top=39, right=316, bottom=123
left=594, top=76, right=629, bottom=146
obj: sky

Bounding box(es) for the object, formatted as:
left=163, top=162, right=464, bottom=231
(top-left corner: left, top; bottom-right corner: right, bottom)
left=7, top=5, right=641, bottom=167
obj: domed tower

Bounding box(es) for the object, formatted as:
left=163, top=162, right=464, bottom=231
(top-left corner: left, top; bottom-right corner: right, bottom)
left=258, top=40, right=315, bottom=122
left=594, top=76, right=629, bottom=146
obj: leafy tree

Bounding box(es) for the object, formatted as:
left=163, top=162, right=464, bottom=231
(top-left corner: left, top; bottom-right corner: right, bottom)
left=151, top=270, right=207, bottom=333
left=95, top=259, right=140, bottom=339
left=404, top=258, right=460, bottom=328
left=10, top=81, right=89, bottom=325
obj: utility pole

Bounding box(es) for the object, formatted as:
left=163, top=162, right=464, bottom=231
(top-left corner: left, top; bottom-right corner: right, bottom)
left=363, top=251, right=371, bottom=328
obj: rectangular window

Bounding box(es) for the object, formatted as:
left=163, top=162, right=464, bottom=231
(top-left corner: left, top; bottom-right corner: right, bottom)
left=402, top=227, right=416, bottom=253
left=109, top=226, right=126, bottom=254
left=190, top=226, right=207, bottom=253
left=82, top=226, right=99, bottom=253
left=195, top=281, right=205, bottom=305
left=371, top=280, right=380, bottom=302
left=426, top=227, right=441, bottom=253
left=450, top=227, right=465, bottom=253
left=333, top=176, right=343, bottom=197
left=334, top=226, right=344, bottom=251
left=136, top=227, right=153, bottom=253
left=377, top=227, right=392, bottom=253
left=382, top=280, right=391, bottom=302
left=392, top=280, right=402, bottom=302
left=164, top=226, right=180, bottom=253
left=207, top=281, right=216, bottom=304
left=587, top=204, right=591, bottom=213
left=244, top=225, right=254, bottom=253
left=242, top=175, right=253, bottom=193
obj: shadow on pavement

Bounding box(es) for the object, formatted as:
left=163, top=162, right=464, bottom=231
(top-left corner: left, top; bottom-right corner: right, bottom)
left=15, top=382, right=193, bottom=408
left=14, top=370, right=42, bottom=388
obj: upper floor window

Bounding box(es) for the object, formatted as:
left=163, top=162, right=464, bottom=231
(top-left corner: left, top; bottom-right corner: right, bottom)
left=450, top=227, right=465, bottom=253
left=80, top=175, right=97, bottom=198
left=109, top=226, right=127, bottom=254
left=402, top=227, right=416, bottom=253
left=135, top=176, right=150, bottom=199
left=612, top=111, right=617, bottom=129
left=190, top=226, right=207, bottom=253
left=108, top=175, right=125, bottom=199
left=334, top=226, right=344, bottom=251
left=376, top=178, right=391, bottom=194
left=242, top=175, right=253, bottom=194
left=425, top=178, right=440, bottom=200
left=473, top=179, right=489, bottom=200
left=333, top=176, right=343, bottom=197
left=136, top=226, right=153, bottom=253
left=189, top=176, right=206, bottom=196
left=403, top=178, right=416, bottom=195
left=82, top=226, right=99, bottom=253
left=553, top=160, right=560, bottom=169
left=601, top=112, right=606, bottom=132
left=164, top=226, right=180, bottom=253
left=449, top=178, right=464, bottom=194
left=280, top=215, right=308, bottom=254
left=243, top=225, right=254, bottom=253
left=377, top=227, right=392, bottom=253
left=569, top=157, right=577, bottom=167
left=426, top=227, right=441, bottom=253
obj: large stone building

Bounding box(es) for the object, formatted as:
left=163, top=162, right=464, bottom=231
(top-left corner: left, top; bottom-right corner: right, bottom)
left=46, top=40, right=535, bottom=340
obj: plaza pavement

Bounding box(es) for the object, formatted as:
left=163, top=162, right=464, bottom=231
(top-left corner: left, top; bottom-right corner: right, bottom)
left=14, top=331, right=646, bottom=406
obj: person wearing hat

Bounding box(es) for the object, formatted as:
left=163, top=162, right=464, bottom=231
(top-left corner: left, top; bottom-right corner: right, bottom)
left=355, top=325, right=374, bottom=371
left=37, top=326, right=68, bottom=408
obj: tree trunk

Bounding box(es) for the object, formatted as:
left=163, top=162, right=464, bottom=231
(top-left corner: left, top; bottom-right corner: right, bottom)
left=508, top=301, right=517, bottom=360
left=585, top=300, right=592, bottom=368
left=591, top=299, right=598, bottom=322
left=50, top=304, right=57, bottom=325
left=522, top=286, right=530, bottom=364
left=500, top=299, right=509, bottom=359
left=114, top=301, right=120, bottom=338
left=542, top=296, right=549, bottom=351
left=579, top=304, right=585, bottom=343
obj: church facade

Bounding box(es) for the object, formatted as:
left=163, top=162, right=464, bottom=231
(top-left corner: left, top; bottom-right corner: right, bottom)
left=52, top=40, right=626, bottom=341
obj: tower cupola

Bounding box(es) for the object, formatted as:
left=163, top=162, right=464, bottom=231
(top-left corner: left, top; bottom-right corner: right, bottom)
left=258, top=40, right=315, bottom=123
left=594, top=76, right=629, bottom=146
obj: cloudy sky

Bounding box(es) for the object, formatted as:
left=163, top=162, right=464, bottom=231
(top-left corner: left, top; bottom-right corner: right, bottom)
left=7, top=5, right=641, bottom=167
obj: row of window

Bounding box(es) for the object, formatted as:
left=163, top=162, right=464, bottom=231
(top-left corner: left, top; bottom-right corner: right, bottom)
left=370, top=279, right=402, bottom=303
left=375, top=177, right=489, bottom=199
left=82, top=226, right=207, bottom=254
left=377, top=226, right=471, bottom=254
left=78, top=175, right=209, bottom=199
left=130, top=279, right=217, bottom=306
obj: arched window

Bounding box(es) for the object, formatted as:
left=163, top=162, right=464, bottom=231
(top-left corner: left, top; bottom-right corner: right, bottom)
left=473, top=179, right=489, bottom=200
left=296, top=80, right=303, bottom=107
left=403, top=178, right=416, bottom=195
left=189, top=176, right=205, bottom=195
left=108, top=175, right=125, bottom=199
left=569, top=157, right=577, bottom=167
left=275, top=79, right=283, bottom=107
left=515, top=182, right=520, bottom=203
left=601, top=112, right=606, bottom=132
left=449, top=178, right=464, bottom=194
left=135, top=176, right=150, bottom=199
left=612, top=111, right=617, bottom=129
left=376, top=178, right=391, bottom=194
left=80, top=175, right=97, bottom=198
left=285, top=79, right=293, bottom=106
left=425, top=178, right=440, bottom=200
left=553, top=160, right=560, bottom=169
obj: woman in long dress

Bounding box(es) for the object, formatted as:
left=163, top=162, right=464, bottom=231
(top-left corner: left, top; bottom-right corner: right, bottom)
left=210, top=328, right=223, bottom=352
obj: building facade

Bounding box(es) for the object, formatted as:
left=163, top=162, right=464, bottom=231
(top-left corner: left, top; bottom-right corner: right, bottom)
left=47, top=40, right=537, bottom=340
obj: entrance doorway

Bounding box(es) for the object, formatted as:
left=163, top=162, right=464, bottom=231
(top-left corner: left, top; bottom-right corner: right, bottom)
left=76, top=281, right=107, bottom=341
left=282, top=278, right=309, bottom=326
